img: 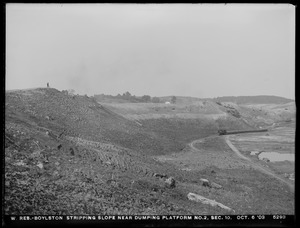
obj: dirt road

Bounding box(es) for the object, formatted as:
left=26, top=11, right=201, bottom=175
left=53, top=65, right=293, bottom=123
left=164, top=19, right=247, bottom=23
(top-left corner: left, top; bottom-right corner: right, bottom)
left=223, top=135, right=294, bottom=192
left=224, top=136, right=252, bottom=162
left=188, top=138, right=205, bottom=151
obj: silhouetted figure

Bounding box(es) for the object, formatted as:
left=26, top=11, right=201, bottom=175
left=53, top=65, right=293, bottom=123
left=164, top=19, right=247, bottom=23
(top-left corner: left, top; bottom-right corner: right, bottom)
left=47, top=82, right=49, bottom=88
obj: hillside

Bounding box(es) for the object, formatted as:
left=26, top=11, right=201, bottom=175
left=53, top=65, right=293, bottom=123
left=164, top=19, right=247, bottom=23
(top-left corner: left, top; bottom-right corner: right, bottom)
left=4, top=88, right=295, bottom=218
left=5, top=88, right=169, bottom=155
left=212, top=95, right=294, bottom=104
left=5, top=88, right=197, bottom=215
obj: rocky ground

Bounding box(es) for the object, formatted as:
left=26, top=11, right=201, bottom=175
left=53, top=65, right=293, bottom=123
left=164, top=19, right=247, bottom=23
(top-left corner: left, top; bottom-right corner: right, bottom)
left=4, top=88, right=295, bottom=216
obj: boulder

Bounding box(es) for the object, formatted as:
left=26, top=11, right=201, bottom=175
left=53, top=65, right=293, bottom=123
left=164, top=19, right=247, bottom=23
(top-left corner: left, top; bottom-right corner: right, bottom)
left=200, top=178, right=211, bottom=187
left=250, top=151, right=259, bottom=156
left=69, top=147, right=75, bottom=155
left=187, top=192, right=234, bottom=212
left=211, top=182, right=223, bottom=189
left=199, top=178, right=222, bottom=189
left=36, top=161, right=43, bottom=169
left=165, top=177, right=176, bottom=188
left=262, top=157, right=270, bottom=162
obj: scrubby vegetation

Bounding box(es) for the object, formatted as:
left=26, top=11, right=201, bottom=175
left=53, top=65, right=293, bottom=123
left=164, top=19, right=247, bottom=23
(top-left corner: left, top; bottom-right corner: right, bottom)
left=93, top=91, right=161, bottom=103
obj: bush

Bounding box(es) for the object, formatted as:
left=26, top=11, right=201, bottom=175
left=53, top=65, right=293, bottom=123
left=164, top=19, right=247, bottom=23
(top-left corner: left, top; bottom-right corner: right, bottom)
left=171, top=96, right=176, bottom=104
left=152, top=97, right=160, bottom=103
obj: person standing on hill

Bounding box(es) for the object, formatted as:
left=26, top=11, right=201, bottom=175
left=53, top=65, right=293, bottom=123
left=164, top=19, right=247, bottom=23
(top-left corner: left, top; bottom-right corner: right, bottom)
left=47, top=82, right=49, bottom=88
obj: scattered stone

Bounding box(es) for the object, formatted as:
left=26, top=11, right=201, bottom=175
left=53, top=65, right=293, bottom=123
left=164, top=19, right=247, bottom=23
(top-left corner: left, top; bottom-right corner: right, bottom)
left=200, top=178, right=211, bottom=187
left=262, top=157, right=270, bottom=162
left=152, top=187, right=158, bottom=192
left=250, top=151, right=259, bottom=156
left=153, top=173, right=167, bottom=178
left=199, top=178, right=222, bottom=189
left=69, top=147, right=75, bottom=155
left=57, top=144, right=62, bottom=150
left=289, top=173, right=294, bottom=181
left=36, top=162, right=43, bottom=169
left=17, top=180, right=29, bottom=185
left=14, top=160, right=27, bottom=167
left=165, top=177, right=176, bottom=188
left=30, top=150, right=42, bottom=158
left=181, top=168, right=191, bottom=171
left=211, top=182, right=223, bottom=189
left=55, top=161, right=60, bottom=166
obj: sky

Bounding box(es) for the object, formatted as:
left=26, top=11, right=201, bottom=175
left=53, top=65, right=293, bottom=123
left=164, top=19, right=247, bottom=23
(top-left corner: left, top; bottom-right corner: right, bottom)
left=6, top=4, right=295, bottom=99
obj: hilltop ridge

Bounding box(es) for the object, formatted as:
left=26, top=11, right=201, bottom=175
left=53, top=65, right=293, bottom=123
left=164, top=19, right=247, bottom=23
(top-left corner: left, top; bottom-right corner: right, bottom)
left=212, top=95, right=294, bottom=104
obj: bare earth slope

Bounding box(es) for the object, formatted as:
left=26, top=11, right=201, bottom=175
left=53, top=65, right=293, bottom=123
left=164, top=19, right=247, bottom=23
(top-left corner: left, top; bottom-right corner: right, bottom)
left=4, top=88, right=295, bottom=216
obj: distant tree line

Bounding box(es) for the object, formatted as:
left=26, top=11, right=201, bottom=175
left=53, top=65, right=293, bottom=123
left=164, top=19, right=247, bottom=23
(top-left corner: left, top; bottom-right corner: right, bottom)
left=93, top=91, right=161, bottom=103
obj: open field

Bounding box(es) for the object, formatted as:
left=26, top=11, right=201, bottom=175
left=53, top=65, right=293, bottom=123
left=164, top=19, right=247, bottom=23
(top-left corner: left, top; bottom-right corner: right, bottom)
left=103, top=101, right=225, bottom=120
left=228, top=121, right=295, bottom=182
left=4, top=88, right=295, bottom=216
left=154, top=134, right=294, bottom=214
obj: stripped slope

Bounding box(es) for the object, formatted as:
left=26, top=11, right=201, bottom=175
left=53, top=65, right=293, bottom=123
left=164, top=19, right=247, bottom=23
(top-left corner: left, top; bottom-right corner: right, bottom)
left=6, top=88, right=165, bottom=154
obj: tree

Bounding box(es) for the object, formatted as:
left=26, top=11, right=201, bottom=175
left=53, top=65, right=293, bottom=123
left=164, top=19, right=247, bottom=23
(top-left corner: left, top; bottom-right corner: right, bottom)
left=171, top=96, right=177, bottom=104
left=152, top=97, right=160, bottom=103
left=123, top=91, right=132, bottom=100
left=141, top=95, right=151, bottom=103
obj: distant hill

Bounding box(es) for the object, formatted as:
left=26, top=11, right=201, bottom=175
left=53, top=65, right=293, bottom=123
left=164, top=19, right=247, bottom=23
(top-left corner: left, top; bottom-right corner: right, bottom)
left=211, top=95, right=294, bottom=104
left=158, top=96, right=202, bottom=104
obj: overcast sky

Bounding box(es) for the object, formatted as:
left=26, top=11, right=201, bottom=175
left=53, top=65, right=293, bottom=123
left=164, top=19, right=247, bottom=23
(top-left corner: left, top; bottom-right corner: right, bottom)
left=6, top=4, right=295, bottom=99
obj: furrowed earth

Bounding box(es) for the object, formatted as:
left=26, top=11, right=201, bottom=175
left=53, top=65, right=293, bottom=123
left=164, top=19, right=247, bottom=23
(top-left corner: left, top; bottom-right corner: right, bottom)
left=4, top=88, right=295, bottom=215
